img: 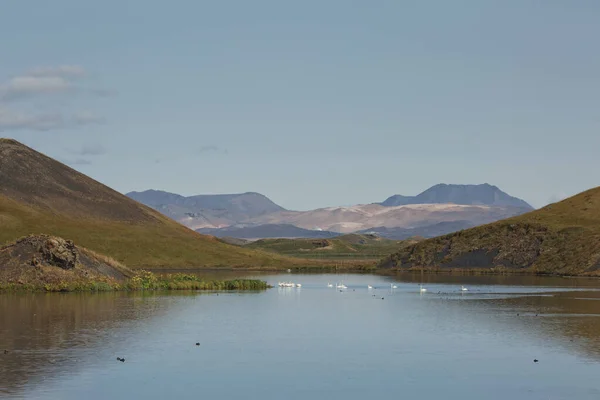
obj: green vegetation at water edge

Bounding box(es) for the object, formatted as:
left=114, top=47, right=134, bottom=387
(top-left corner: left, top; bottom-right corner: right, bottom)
left=0, top=270, right=270, bottom=292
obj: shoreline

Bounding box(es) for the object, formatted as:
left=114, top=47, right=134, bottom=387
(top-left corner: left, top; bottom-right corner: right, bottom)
left=0, top=270, right=271, bottom=293
left=144, top=264, right=600, bottom=279
left=3, top=265, right=600, bottom=293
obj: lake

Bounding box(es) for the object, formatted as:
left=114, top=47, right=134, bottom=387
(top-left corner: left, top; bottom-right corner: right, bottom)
left=2, top=272, right=600, bottom=399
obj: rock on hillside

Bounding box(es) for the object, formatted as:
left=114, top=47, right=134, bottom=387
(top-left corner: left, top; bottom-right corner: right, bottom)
left=0, top=235, right=133, bottom=287
left=381, top=183, right=533, bottom=209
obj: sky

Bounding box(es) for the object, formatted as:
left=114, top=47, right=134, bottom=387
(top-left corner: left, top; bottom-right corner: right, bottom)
left=1, top=1, right=599, bottom=210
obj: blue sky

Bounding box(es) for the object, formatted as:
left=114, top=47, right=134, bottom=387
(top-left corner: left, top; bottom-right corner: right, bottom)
left=1, top=1, right=599, bottom=210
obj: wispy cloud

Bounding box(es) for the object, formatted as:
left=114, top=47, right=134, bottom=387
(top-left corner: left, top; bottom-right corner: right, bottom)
left=0, top=107, right=64, bottom=131
left=0, top=76, right=72, bottom=101
left=26, top=65, right=86, bottom=78
left=153, top=145, right=229, bottom=164
left=198, top=145, right=228, bottom=155
left=73, top=111, right=106, bottom=126
left=0, top=107, right=105, bottom=132
left=67, top=143, right=107, bottom=156
left=0, top=65, right=108, bottom=132
left=69, top=158, right=92, bottom=165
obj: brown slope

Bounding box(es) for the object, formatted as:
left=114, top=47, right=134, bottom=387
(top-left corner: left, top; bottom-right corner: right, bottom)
left=0, top=139, right=285, bottom=268
left=0, top=234, right=132, bottom=286
left=379, top=187, right=600, bottom=275
left=0, top=138, right=160, bottom=221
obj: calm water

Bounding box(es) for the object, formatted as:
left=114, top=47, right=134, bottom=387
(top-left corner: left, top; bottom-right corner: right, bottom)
left=2, top=273, right=600, bottom=399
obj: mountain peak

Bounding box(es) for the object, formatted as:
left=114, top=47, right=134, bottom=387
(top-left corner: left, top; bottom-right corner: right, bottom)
left=380, top=183, right=533, bottom=209
left=0, top=138, right=23, bottom=146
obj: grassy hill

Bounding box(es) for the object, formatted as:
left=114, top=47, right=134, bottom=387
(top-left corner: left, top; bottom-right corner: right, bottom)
left=0, top=139, right=286, bottom=269
left=379, top=187, right=600, bottom=275
left=245, top=233, right=420, bottom=261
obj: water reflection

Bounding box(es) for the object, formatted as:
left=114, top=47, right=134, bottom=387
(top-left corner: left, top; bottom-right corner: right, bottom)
left=0, top=292, right=199, bottom=396
left=1, top=274, right=600, bottom=399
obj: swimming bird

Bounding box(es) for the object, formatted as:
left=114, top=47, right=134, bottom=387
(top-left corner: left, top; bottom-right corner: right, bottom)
left=419, top=285, right=427, bottom=293
left=461, top=285, right=468, bottom=291
left=533, top=359, right=539, bottom=363
left=391, top=283, right=398, bottom=289
left=327, top=283, right=333, bottom=288
left=117, top=357, right=125, bottom=362
left=196, top=342, right=200, bottom=346
left=368, top=285, right=373, bottom=289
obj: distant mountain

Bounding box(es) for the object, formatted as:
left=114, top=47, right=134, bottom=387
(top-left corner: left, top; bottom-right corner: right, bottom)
left=244, top=203, right=526, bottom=234
left=126, top=190, right=285, bottom=229
left=379, top=186, right=600, bottom=276
left=358, top=220, right=478, bottom=240
left=130, top=183, right=532, bottom=239
left=197, top=224, right=340, bottom=239
left=380, top=184, right=533, bottom=210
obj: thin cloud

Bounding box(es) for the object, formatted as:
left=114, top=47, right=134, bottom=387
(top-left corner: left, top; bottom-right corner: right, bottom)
left=0, top=76, right=72, bottom=101
left=26, top=65, right=86, bottom=78
left=0, top=107, right=64, bottom=131
left=0, top=65, right=109, bottom=132
left=198, top=145, right=228, bottom=155
left=69, top=158, right=92, bottom=165
left=154, top=145, right=229, bottom=164
left=73, top=111, right=106, bottom=126
left=68, top=143, right=107, bottom=156
left=0, top=107, right=105, bottom=132
left=0, top=66, right=107, bottom=102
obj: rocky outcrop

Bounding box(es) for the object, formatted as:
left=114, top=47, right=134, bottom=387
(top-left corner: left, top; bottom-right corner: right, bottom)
left=0, top=235, right=133, bottom=285
left=31, top=236, right=78, bottom=270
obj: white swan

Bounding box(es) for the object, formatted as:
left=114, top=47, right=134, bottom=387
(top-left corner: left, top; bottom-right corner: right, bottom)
left=419, top=284, right=427, bottom=293
left=368, top=285, right=373, bottom=289
left=327, top=283, right=333, bottom=288
left=296, top=283, right=302, bottom=288
left=391, top=283, right=398, bottom=289
left=461, top=285, right=468, bottom=291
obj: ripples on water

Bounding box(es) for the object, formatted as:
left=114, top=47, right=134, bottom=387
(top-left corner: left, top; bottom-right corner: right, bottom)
left=1, top=273, right=600, bottom=400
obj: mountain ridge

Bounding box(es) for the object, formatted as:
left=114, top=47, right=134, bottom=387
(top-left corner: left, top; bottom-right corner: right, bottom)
left=129, top=183, right=533, bottom=238
left=126, top=189, right=285, bottom=229
left=380, top=183, right=533, bottom=209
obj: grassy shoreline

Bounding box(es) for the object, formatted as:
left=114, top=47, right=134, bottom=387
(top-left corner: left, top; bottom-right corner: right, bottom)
left=0, top=270, right=271, bottom=293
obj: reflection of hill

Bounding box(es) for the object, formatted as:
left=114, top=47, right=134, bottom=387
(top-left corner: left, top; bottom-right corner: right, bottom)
left=494, top=291, right=600, bottom=361
left=0, top=292, right=191, bottom=396
left=390, top=273, right=600, bottom=361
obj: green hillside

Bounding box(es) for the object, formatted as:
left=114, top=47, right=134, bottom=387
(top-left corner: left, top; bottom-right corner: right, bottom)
left=379, top=187, right=600, bottom=275
left=0, top=139, right=286, bottom=269
left=246, top=233, right=419, bottom=261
